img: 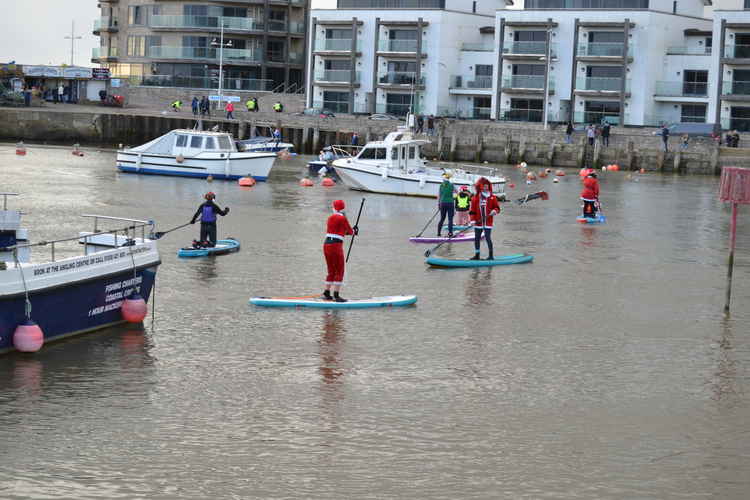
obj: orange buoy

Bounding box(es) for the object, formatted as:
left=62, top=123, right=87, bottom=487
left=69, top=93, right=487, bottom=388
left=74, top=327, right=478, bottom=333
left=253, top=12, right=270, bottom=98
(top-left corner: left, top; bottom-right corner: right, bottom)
left=610, top=164, right=620, bottom=171
left=176, top=154, right=185, bottom=163
left=15, top=141, right=26, bottom=156
left=239, top=176, right=256, bottom=187
left=640, top=168, right=646, bottom=174
left=321, top=177, right=335, bottom=187
left=13, top=320, right=44, bottom=352
left=277, top=150, right=291, bottom=160
left=300, top=178, right=314, bottom=187
left=121, top=293, right=148, bottom=323
left=538, top=170, right=548, bottom=178
left=555, top=170, right=565, bottom=176
left=508, top=183, right=515, bottom=189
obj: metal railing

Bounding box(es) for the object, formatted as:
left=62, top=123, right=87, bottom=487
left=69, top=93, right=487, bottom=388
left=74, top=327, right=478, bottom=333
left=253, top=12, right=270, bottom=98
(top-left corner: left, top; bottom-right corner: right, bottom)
left=314, top=39, right=361, bottom=52
left=503, top=41, right=557, bottom=57
left=723, top=80, right=750, bottom=96
left=150, top=15, right=264, bottom=31
left=313, top=100, right=350, bottom=113
left=721, top=117, right=750, bottom=132
left=499, top=108, right=543, bottom=122
left=92, top=47, right=118, bottom=59
left=654, top=81, right=708, bottom=97
left=573, top=111, right=623, bottom=125
left=451, top=76, right=493, bottom=89
left=724, top=45, right=750, bottom=58
left=339, top=0, right=445, bottom=6
left=502, top=75, right=552, bottom=90
left=147, top=46, right=261, bottom=62
left=379, top=72, right=425, bottom=86
left=378, top=39, right=419, bottom=53
left=666, top=46, right=711, bottom=55
left=576, top=76, right=629, bottom=92
left=462, top=42, right=495, bottom=52
left=376, top=103, right=421, bottom=116
left=93, top=17, right=118, bottom=31
left=577, top=42, right=633, bottom=57
left=315, top=70, right=360, bottom=83
left=137, top=74, right=274, bottom=91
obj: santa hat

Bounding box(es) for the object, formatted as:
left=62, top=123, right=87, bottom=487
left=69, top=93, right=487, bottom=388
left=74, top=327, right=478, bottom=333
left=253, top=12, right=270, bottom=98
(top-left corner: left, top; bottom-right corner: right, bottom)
left=204, top=192, right=216, bottom=200
left=475, top=177, right=492, bottom=191
left=332, top=199, right=345, bottom=212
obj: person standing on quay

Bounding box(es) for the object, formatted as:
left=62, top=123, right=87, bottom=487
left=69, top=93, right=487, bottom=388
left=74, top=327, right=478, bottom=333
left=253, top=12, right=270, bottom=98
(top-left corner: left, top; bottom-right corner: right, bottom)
left=427, top=115, right=436, bottom=136
left=601, top=121, right=611, bottom=147
left=565, top=121, right=574, bottom=144
left=660, top=124, right=670, bottom=152
left=57, top=84, right=64, bottom=103
left=587, top=124, right=596, bottom=146
left=191, top=97, right=199, bottom=116
left=225, top=100, right=235, bottom=120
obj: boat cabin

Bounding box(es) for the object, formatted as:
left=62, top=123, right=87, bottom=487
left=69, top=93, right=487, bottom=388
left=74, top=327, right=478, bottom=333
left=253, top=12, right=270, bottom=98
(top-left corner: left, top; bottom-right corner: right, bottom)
left=354, top=128, right=428, bottom=171
left=128, top=129, right=237, bottom=157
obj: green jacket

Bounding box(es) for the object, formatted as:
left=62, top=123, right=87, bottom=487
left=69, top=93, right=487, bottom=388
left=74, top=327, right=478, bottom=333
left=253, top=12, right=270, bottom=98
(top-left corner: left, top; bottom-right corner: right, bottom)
left=439, top=180, right=454, bottom=203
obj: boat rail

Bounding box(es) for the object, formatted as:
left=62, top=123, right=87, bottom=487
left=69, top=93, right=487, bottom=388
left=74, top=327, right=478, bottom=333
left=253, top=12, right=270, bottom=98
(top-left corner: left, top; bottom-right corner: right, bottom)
left=432, top=162, right=503, bottom=180
left=1, top=193, right=19, bottom=210
left=330, top=145, right=362, bottom=158
left=6, top=216, right=155, bottom=266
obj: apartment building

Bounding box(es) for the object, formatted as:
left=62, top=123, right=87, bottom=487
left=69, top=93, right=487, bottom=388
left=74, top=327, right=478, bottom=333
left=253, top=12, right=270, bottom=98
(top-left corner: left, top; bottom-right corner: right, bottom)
left=306, top=0, right=509, bottom=115
left=93, top=0, right=309, bottom=93
left=713, top=6, right=750, bottom=131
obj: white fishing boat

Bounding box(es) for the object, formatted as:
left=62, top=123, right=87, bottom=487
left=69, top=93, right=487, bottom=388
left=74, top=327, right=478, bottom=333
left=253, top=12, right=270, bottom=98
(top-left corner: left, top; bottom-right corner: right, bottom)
left=0, top=194, right=161, bottom=354
left=331, top=127, right=505, bottom=197
left=117, top=129, right=277, bottom=181
left=236, top=136, right=295, bottom=154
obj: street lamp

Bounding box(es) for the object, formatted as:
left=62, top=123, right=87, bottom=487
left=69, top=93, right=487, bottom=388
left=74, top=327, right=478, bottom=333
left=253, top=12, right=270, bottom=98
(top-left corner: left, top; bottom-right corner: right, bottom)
left=539, top=29, right=553, bottom=130
left=211, top=20, right=233, bottom=109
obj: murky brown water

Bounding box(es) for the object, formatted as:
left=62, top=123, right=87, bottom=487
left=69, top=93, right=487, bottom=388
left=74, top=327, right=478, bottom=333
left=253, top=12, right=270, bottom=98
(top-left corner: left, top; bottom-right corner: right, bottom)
left=1, top=145, right=749, bottom=499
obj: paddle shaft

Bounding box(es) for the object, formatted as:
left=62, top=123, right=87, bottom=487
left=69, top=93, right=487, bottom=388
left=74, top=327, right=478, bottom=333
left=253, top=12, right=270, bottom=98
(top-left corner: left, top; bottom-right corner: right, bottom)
left=346, top=198, right=366, bottom=263
left=424, top=224, right=475, bottom=257
left=416, top=208, right=440, bottom=237
left=153, top=222, right=192, bottom=239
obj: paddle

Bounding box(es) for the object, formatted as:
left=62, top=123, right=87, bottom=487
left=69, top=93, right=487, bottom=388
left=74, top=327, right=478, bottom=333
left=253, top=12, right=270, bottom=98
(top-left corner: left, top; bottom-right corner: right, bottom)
left=150, top=222, right=191, bottom=239
left=346, top=198, right=366, bottom=263
left=415, top=208, right=440, bottom=237
left=509, top=191, right=549, bottom=205
left=423, top=224, right=475, bottom=258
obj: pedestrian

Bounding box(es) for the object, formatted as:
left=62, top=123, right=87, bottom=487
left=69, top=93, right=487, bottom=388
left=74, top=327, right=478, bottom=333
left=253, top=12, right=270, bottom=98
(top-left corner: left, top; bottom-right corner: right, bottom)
left=351, top=132, right=359, bottom=146
left=57, top=84, right=64, bottom=103
left=273, top=101, right=283, bottom=113
left=601, top=121, right=611, bottom=147
left=273, top=127, right=282, bottom=142
left=191, top=96, right=199, bottom=116
left=427, top=115, right=435, bottom=136
left=731, top=130, right=740, bottom=148
left=246, top=97, right=255, bottom=112
left=322, top=199, right=358, bottom=303
left=565, top=121, right=574, bottom=144
left=171, top=99, right=182, bottom=112
left=437, top=172, right=455, bottom=237
left=202, top=96, right=211, bottom=117
left=660, top=124, right=670, bottom=152
left=322, top=147, right=335, bottom=166
left=454, top=185, right=472, bottom=227
left=586, top=124, right=595, bottom=146
left=680, top=133, right=689, bottom=151
left=22, top=85, right=31, bottom=107
left=580, top=172, right=600, bottom=219
left=469, top=177, right=501, bottom=261
left=416, top=115, right=424, bottom=134
left=225, top=100, right=235, bottom=120
left=189, top=192, right=230, bottom=248
left=253, top=97, right=259, bottom=112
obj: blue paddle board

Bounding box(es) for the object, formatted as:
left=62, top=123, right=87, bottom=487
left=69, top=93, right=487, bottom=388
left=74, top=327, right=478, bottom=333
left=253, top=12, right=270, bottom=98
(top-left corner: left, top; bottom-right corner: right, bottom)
left=426, top=254, right=533, bottom=268
left=178, top=238, right=240, bottom=258
left=577, top=215, right=606, bottom=224
left=250, top=295, right=417, bottom=309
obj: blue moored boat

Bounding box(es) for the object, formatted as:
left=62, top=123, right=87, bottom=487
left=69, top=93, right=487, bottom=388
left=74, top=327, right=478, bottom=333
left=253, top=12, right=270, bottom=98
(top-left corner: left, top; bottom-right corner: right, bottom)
left=426, top=254, right=533, bottom=268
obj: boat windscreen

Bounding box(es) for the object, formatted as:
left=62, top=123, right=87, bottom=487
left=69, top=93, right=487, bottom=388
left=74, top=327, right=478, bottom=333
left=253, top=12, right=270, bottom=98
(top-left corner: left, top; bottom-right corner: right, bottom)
left=217, top=136, right=232, bottom=150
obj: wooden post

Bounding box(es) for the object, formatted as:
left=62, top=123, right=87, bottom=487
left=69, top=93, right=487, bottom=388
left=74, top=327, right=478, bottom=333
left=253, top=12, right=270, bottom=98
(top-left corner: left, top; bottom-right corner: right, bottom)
left=719, top=166, right=750, bottom=314
left=725, top=202, right=738, bottom=313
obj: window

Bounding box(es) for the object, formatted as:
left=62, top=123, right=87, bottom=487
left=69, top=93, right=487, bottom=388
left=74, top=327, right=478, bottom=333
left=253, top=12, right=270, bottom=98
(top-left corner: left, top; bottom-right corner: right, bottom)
left=683, top=70, right=708, bottom=96
left=588, top=32, right=624, bottom=43
left=506, top=98, right=543, bottom=122
left=358, top=147, right=387, bottom=160
left=586, top=66, right=622, bottom=78
left=184, top=5, right=208, bottom=16
left=583, top=101, right=620, bottom=124
left=513, top=64, right=545, bottom=76
left=190, top=136, right=203, bottom=148
left=128, top=5, right=148, bottom=25
left=389, top=30, right=417, bottom=40
left=205, top=137, right=216, bottom=150
left=525, top=0, right=648, bottom=8
left=388, top=61, right=416, bottom=73
left=176, top=135, right=187, bottom=147
left=409, top=147, right=416, bottom=159
left=267, top=40, right=285, bottom=62
left=681, top=104, right=706, bottom=123
left=323, top=91, right=350, bottom=113
left=218, top=136, right=231, bottom=150
left=475, top=65, right=493, bottom=77
left=128, top=36, right=146, bottom=57
left=730, top=106, right=750, bottom=132
left=514, top=31, right=546, bottom=42
left=326, top=29, right=352, bottom=39
left=706, top=37, right=712, bottom=54
left=325, top=60, right=350, bottom=70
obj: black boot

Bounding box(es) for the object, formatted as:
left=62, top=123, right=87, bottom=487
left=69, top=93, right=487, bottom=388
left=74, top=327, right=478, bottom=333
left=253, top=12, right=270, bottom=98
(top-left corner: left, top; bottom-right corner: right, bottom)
left=333, top=292, right=347, bottom=303
left=470, top=253, right=481, bottom=260
left=322, top=290, right=333, bottom=301
left=486, top=253, right=494, bottom=260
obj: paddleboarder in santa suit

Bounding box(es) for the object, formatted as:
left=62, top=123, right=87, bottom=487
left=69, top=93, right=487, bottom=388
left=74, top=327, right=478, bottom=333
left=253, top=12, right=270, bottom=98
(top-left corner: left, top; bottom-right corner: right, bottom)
left=190, top=192, right=229, bottom=248
left=469, top=177, right=500, bottom=260
left=323, top=200, right=359, bottom=302
left=580, top=172, right=600, bottom=219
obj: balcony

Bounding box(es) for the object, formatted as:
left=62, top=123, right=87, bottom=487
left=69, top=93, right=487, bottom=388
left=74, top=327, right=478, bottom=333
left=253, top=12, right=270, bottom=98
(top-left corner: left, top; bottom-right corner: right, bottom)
left=666, top=46, right=711, bottom=56
left=378, top=39, right=419, bottom=53
left=721, top=116, right=750, bottom=132
left=376, top=102, right=421, bottom=117
left=147, top=46, right=262, bottom=63
left=503, top=42, right=557, bottom=58
left=268, top=20, right=288, bottom=32
left=93, top=17, right=118, bottom=34
left=150, top=15, right=264, bottom=32
left=573, top=111, right=623, bottom=125
left=498, top=108, right=543, bottom=123
left=314, top=69, right=361, bottom=84
left=138, top=74, right=274, bottom=92
left=314, top=39, right=361, bottom=52
left=288, top=52, right=304, bottom=64
left=502, top=75, right=555, bottom=92
left=378, top=72, right=425, bottom=86
left=575, top=76, right=630, bottom=93
left=724, top=45, right=750, bottom=59
left=313, top=100, right=350, bottom=113
left=92, top=47, right=118, bottom=61
left=450, top=75, right=493, bottom=90
left=654, top=81, right=708, bottom=97
left=461, top=43, right=494, bottom=52
left=722, top=80, right=750, bottom=100
left=577, top=43, right=633, bottom=58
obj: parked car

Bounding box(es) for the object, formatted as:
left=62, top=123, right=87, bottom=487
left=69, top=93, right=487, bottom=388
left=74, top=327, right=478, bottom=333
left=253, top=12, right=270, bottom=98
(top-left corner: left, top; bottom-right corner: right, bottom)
left=368, top=113, right=400, bottom=121
left=295, top=108, right=335, bottom=118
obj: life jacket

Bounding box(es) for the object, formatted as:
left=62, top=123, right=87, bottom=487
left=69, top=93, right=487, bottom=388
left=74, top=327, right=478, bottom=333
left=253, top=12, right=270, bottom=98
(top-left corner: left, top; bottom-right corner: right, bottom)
left=172, top=100, right=181, bottom=108
left=247, top=100, right=255, bottom=110
left=273, top=103, right=282, bottom=111
left=456, top=192, right=470, bottom=210
left=201, top=203, right=216, bottom=223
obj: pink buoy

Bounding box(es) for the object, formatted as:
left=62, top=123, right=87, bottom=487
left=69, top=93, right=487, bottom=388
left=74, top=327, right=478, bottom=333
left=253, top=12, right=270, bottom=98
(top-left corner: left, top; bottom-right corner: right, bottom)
left=321, top=177, right=335, bottom=187
left=121, top=293, right=148, bottom=323
left=719, top=167, right=750, bottom=312
left=13, top=320, right=44, bottom=353
left=300, top=178, right=314, bottom=187
left=238, top=177, right=256, bottom=187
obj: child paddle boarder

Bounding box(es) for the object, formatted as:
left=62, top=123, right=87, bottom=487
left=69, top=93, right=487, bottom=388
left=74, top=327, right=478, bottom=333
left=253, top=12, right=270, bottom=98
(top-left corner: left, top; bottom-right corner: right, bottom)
left=190, top=192, right=230, bottom=247
left=455, top=185, right=472, bottom=227
left=323, top=200, right=359, bottom=302
left=469, top=177, right=501, bottom=260
left=437, top=172, right=455, bottom=237
left=580, top=172, right=600, bottom=219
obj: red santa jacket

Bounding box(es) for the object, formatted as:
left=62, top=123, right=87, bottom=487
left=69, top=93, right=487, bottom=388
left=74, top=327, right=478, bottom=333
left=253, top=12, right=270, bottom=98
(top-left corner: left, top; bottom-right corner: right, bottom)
left=469, top=193, right=501, bottom=228
left=326, top=212, right=353, bottom=241
left=580, top=177, right=600, bottom=200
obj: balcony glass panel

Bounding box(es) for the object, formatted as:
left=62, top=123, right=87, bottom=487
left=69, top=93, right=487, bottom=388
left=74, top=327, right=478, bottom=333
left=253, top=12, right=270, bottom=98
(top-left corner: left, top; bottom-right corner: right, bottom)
left=725, top=45, right=750, bottom=58
left=504, top=41, right=557, bottom=57
left=666, top=46, right=711, bottom=55
left=315, top=39, right=361, bottom=52
left=137, top=74, right=273, bottom=91
left=150, top=15, right=264, bottom=31
left=148, top=46, right=261, bottom=62
left=576, top=77, right=629, bottom=92
left=339, top=0, right=445, bottom=7
left=314, top=100, right=350, bottom=113
left=654, top=81, right=708, bottom=97
left=526, top=0, right=647, bottom=8
left=315, top=70, right=360, bottom=83
left=502, top=75, right=554, bottom=90
left=461, top=43, right=494, bottom=52
left=451, top=76, right=493, bottom=89
left=378, top=39, right=418, bottom=53
left=376, top=102, right=420, bottom=116
left=289, top=22, right=305, bottom=34
left=288, top=52, right=304, bottom=64
left=723, top=80, right=750, bottom=95
left=379, top=72, right=425, bottom=86
left=577, top=43, right=632, bottom=57
left=268, top=20, right=287, bottom=32
left=573, top=111, right=622, bottom=125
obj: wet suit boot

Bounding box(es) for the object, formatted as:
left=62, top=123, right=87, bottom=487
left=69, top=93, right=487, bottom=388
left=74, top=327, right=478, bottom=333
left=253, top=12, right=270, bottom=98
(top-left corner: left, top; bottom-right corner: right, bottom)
left=486, top=252, right=495, bottom=261
left=322, top=290, right=333, bottom=301
left=470, top=253, right=481, bottom=260
left=333, top=292, right=347, bottom=303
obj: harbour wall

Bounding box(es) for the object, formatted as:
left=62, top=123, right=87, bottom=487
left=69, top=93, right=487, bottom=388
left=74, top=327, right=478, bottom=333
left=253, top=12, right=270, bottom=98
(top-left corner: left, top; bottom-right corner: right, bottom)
left=1, top=107, right=748, bottom=174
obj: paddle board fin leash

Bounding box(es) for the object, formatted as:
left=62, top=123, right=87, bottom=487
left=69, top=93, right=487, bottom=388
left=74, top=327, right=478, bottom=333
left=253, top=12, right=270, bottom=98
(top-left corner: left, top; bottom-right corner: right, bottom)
left=346, top=198, right=366, bottom=263
left=151, top=222, right=192, bottom=239
left=424, top=224, right=475, bottom=258
left=415, top=208, right=440, bottom=238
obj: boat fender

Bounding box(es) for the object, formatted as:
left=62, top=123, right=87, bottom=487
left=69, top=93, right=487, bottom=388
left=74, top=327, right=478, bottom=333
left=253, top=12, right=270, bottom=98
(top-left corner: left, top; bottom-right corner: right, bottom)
left=13, top=320, right=44, bottom=352
left=176, top=155, right=185, bottom=163
left=381, top=167, right=388, bottom=180
left=419, top=175, right=426, bottom=188
left=321, top=177, right=335, bottom=187
left=122, top=293, right=148, bottom=323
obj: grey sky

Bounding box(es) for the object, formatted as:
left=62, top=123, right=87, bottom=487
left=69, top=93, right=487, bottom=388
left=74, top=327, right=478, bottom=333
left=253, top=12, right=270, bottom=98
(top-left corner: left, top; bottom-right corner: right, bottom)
left=1, top=1, right=99, bottom=66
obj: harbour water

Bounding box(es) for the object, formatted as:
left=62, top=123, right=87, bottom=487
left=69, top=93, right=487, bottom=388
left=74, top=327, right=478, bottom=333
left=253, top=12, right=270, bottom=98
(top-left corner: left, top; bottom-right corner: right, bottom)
left=1, top=146, right=749, bottom=499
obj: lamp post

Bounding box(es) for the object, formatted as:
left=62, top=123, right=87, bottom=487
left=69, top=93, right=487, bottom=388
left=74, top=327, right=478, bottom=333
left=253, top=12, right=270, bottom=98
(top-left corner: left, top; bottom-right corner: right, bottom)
left=211, top=20, right=232, bottom=109
left=64, top=20, right=82, bottom=66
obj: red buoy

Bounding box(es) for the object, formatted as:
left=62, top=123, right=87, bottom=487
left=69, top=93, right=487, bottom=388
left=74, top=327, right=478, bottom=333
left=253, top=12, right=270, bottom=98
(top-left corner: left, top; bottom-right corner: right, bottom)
left=13, top=320, right=44, bottom=352
left=300, top=178, right=314, bottom=187
left=121, top=293, right=148, bottom=323
left=239, top=177, right=256, bottom=187
left=321, top=177, right=335, bottom=187
left=555, top=170, right=565, bottom=176
left=508, top=183, right=515, bottom=189
left=16, top=142, right=26, bottom=156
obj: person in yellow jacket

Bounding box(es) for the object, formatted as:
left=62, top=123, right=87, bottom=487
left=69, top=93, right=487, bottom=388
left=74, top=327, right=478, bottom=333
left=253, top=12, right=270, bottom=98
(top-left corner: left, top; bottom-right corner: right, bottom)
left=273, top=101, right=283, bottom=113
left=171, top=99, right=182, bottom=112
left=246, top=98, right=256, bottom=112
left=454, top=185, right=472, bottom=227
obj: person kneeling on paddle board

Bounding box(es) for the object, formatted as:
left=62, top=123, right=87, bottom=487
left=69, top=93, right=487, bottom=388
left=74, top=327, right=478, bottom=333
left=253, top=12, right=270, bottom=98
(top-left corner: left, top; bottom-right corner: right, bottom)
left=323, top=200, right=358, bottom=302
left=469, top=178, right=500, bottom=260
left=580, top=172, right=600, bottom=219
left=190, top=192, right=229, bottom=248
